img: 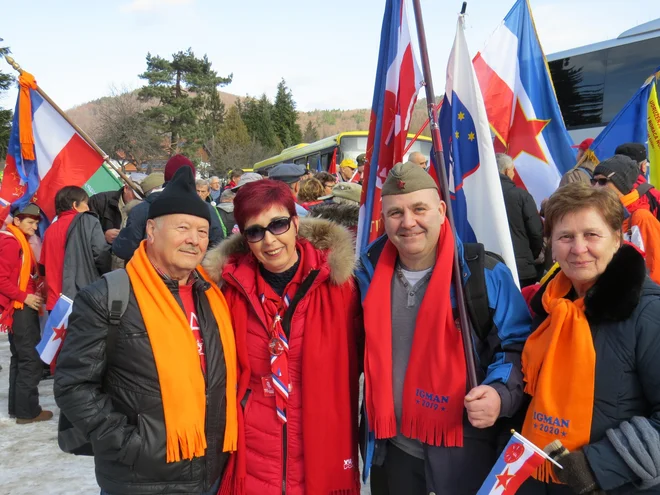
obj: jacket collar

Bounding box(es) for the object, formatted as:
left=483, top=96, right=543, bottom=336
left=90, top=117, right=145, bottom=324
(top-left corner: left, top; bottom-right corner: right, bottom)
left=203, top=217, right=355, bottom=286
left=531, top=244, right=647, bottom=324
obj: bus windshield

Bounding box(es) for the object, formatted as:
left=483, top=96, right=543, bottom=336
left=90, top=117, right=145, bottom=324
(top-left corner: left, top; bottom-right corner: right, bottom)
left=340, top=135, right=433, bottom=163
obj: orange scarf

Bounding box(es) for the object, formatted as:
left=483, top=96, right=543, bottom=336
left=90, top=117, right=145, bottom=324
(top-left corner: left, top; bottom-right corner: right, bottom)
left=18, top=72, right=37, bottom=161
left=126, top=241, right=237, bottom=463
left=521, top=270, right=596, bottom=483
left=621, top=189, right=640, bottom=209
left=6, top=224, right=34, bottom=310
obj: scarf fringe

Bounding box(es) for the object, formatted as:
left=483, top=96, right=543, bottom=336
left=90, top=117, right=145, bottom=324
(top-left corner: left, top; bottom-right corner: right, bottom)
left=373, top=415, right=397, bottom=439
left=532, top=460, right=560, bottom=484
left=166, top=425, right=208, bottom=464
left=401, top=414, right=464, bottom=447
left=329, top=488, right=361, bottom=495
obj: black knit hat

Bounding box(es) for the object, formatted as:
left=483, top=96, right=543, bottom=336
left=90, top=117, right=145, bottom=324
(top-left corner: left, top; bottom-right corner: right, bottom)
left=148, top=166, right=211, bottom=224
left=593, top=154, right=640, bottom=194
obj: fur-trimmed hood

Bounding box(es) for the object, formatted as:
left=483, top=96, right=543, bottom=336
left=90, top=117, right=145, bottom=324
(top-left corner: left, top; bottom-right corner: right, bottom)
left=202, top=216, right=356, bottom=286
left=307, top=202, right=359, bottom=228
left=531, top=244, right=653, bottom=324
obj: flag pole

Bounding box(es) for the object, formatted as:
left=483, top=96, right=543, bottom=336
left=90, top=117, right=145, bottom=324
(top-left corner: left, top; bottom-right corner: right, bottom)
left=3, top=55, right=144, bottom=198
left=411, top=0, right=478, bottom=389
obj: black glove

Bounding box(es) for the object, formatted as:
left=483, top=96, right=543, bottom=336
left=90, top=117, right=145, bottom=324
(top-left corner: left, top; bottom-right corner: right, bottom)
left=544, top=440, right=602, bottom=494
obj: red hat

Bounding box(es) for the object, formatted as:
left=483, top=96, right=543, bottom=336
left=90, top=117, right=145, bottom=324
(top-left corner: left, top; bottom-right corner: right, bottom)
left=571, top=138, right=594, bottom=152
left=164, top=154, right=195, bottom=182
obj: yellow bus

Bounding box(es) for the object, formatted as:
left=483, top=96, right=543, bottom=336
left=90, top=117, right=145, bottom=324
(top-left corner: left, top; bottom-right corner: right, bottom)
left=253, top=131, right=433, bottom=173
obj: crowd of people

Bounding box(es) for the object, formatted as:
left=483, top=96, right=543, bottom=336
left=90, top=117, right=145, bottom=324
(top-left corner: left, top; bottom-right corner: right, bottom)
left=1, top=141, right=659, bottom=495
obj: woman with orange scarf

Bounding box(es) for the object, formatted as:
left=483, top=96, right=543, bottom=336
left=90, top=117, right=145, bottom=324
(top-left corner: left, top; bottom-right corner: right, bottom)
left=0, top=203, right=51, bottom=424
left=519, top=183, right=660, bottom=494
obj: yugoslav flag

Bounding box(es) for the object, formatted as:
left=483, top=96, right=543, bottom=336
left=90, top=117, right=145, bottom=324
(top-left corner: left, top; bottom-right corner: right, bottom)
left=439, top=15, right=518, bottom=280
left=0, top=72, right=103, bottom=222
left=473, top=0, right=575, bottom=207
left=357, top=0, right=423, bottom=254
left=477, top=432, right=554, bottom=494
left=36, top=294, right=73, bottom=365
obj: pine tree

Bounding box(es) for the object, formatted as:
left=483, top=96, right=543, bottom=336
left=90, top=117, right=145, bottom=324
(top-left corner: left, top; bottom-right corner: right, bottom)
left=239, top=95, right=282, bottom=151
left=218, top=105, right=250, bottom=150
left=0, top=43, right=14, bottom=159
left=303, top=121, right=319, bottom=143
left=138, top=48, right=232, bottom=156
left=272, top=79, right=302, bottom=148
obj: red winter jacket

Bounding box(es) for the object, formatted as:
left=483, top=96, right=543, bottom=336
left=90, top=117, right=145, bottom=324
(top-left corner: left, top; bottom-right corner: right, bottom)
left=631, top=175, right=660, bottom=218
left=203, top=218, right=361, bottom=495
left=0, top=232, right=35, bottom=312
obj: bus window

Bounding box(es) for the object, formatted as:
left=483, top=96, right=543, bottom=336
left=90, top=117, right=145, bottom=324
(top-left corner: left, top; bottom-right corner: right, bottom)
left=294, top=157, right=307, bottom=167
left=403, top=139, right=434, bottom=163
left=307, top=153, right=321, bottom=172
left=339, top=135, right=368, bottom=162
left=320, top=151, right=334, bottom=171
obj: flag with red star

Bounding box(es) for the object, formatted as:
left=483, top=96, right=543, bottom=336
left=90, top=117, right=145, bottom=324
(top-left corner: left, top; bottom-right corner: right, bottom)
left=477, top=432, right=551, bottom=494
left=36, top=294, right=74, bottom=365
left=472, top=0, right=575, bottom=207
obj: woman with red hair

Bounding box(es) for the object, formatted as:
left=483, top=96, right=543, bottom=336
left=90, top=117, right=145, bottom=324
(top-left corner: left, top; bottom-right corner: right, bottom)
left=204, top=179, right=362, bottom=495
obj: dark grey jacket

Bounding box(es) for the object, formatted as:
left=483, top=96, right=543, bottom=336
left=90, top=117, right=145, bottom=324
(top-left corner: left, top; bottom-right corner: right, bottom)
left=113, top=191, right=225, bottom=261
left=62, top=212, right=112, bottom=299
left=499, top=175, right=544, bottom=281
left=54, top=271, right=229, bottom=494
left=529, top=245, right=660, bottom=494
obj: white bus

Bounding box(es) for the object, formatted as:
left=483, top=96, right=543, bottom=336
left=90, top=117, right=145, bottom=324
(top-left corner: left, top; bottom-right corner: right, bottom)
left=547, top=18, right=660, bottom=143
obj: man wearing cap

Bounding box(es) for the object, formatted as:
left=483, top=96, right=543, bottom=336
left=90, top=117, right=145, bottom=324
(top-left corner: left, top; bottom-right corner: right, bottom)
left=309, top=182, right=362, bottom=233
left=559, top=138, right=597, bottom=187
left=356, top=162, right=532, bottom=494
left=55, top=167, right=237, bottom=495
left=0, top=203, right=52, bottom=424
left=356, top=153, right=367, bottom=184
left=268, top=162, right=310, bottom=216
left=616, top=142, right=660, bottom=219
left=88, top=173, right=146, bottom=245
left=592, top=154, right=660, bottom=283
left=336, top=158, right=360, bottom=183
left=113, top=155, right=225, bottom=261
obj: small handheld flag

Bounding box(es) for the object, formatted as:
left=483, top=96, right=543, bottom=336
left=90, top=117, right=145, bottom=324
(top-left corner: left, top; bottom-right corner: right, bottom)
left=477, top=431, right=561, bottom=494
left=36, top=294, right=73, bottom=365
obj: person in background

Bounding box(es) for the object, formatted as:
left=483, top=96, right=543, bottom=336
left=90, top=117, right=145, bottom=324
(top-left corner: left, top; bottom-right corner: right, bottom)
left=616, top=142, right=660, bottom=219
left=196, top=179, right=211, bottom=203
left=0, top=203, right=51, bottom=424
left=559, top=138, right=596, bottom=187
left=337, top=158, right=360, bottom=183
left=209, top=176, right=222, bottom=202
left=356, top=153, right=367, bottom=184
left=216, top=189, right=237, bottom=237
left=203, top=179, right=361, bottom=495
left=315, top=171, right=337, bottom=196
left=298, top=178, right=325, bottom=209
left=269, top=163, right=310, bottom=217
left=408, top=151, right=429, bottom=171
left=224, top=170, right=243, bottom=191
left=518, top=182, right=660, bottom=495
left=592, top=155, right=660, bottom=284
left=497, top=153, right=544, bottom=287
left=308, top=182, right=362, bottom=234
left=113, top=155, right=225, bottom=261
left=55, top=167, right=237, bottom=495
left=358, top=162, right=532, bottom=495
left=88, top=173, right=146, bottom=245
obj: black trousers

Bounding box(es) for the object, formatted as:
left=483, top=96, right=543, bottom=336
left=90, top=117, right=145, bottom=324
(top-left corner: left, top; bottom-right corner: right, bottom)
left=8, top=307, right=43, bottom=419
left=370, top=443, right=426, bottom=495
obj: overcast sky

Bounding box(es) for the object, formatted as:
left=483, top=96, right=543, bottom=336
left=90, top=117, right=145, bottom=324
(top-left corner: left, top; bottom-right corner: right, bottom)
left=1, top=0, right=658, bottom=113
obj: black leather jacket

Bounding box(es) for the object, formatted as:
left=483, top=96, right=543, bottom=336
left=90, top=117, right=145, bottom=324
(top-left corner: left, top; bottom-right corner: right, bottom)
left=54, top=271, right=229, bottom=494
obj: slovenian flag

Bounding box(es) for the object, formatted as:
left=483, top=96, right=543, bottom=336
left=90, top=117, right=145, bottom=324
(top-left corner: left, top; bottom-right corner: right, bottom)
left=356, top=0, right=423, bottom=255
left=473, top=0, right=575, bottom=206
left=36, top=294, right=73, bottom=365
left=0, top=72, right=103, bottom=224
left=439, top=15, right=519, bottom=281
left=477, top=431, right=557, bottom=494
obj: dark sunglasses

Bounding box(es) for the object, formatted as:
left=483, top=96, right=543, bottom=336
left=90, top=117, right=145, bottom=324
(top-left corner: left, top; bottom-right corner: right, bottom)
left=243, top=217, right=293, bottom=243
left=590, top=177, right=610, bottom=186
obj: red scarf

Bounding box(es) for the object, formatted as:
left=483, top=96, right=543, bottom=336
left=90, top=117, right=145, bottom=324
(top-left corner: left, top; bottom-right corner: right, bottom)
left=220, top=238, right=360, bottom=495
left=363, top=221, right=466, bottom=447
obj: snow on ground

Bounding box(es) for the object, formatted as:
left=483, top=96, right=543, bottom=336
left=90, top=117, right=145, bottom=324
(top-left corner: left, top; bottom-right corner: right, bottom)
left=0, top=333, right=98, bottom=494
left=0, top=334, right=371, bottom=494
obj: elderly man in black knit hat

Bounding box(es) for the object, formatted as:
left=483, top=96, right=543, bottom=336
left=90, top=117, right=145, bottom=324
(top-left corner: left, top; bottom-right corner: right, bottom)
left=55, top=167, right=237, bottom=495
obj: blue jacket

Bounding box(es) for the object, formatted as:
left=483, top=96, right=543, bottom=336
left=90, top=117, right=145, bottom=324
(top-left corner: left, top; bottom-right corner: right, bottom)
left=112, top=191, right=225, bottom=261
left=355, top=235, right=532, bottom=482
